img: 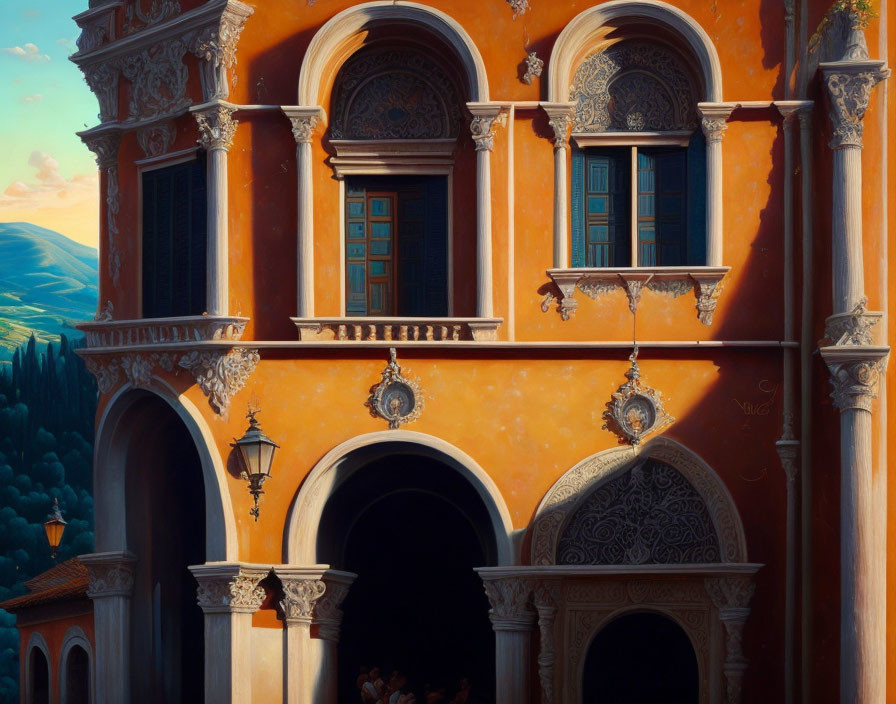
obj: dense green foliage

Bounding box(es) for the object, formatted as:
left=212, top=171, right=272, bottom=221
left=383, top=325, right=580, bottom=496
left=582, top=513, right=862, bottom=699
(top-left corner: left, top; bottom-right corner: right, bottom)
left=0, top=335, right=96, bottom=702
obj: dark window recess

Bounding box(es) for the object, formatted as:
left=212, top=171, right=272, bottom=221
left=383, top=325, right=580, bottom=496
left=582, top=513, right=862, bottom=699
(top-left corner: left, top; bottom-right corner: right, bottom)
left=345, top=175, right=448, bottom=317
left=142, top=157, right=207, bottom=318
left=572, top=132, right=706, bottom=267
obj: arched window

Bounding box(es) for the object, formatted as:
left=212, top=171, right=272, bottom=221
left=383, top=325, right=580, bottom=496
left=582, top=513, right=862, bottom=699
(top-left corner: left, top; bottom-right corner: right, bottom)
left=63, top=645, right=90, bottom=704
left=569, top=39, right=706, bottom=268
left=29, top=645, right=50, bottom=704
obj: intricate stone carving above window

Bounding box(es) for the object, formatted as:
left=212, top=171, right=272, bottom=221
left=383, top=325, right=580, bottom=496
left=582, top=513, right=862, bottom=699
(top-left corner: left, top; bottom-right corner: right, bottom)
left=123, top=0, right=181, bottom=36
left=557, top=458, right=722, bottom=565
left=571, top=41, right=697, bottom=133
left=137, top=120, right=176, bottom=157
left=119, top=38, right=190, bottom=120
left=330, top=49, right=463, bottom=140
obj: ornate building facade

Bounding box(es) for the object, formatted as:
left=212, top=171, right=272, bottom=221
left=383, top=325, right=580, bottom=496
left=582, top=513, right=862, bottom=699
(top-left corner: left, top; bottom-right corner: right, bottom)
left=14, top=0, right=892, bottom=702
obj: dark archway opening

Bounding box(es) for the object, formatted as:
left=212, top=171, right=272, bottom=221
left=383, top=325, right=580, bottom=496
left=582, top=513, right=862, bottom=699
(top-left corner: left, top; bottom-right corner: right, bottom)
left=29, top=648, right=49, bottom=704
left=124, top=396, right=205, bottom=703
left=583, top=612, right=698, bottom=703
left=64, top=645, right=90, bottom=704
left=319, top=452, right=496, bottom=704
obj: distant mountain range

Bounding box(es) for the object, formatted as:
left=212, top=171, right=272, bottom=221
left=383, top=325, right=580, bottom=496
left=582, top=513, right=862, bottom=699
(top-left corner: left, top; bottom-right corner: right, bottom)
left=0, top=222, right=98, bottom=360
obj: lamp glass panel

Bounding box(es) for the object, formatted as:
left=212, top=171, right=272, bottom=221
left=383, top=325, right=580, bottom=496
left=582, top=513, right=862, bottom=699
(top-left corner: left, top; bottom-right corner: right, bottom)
left=258, top=443, right=276, bottom=478
left=44, top=521, right=64, bottom=548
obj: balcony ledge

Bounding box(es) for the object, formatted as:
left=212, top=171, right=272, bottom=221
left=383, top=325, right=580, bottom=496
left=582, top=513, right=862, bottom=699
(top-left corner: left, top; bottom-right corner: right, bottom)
left=77, top=315, right=250, bottom=348
left=291, top=317, right=503, bottom=342
left=544, top=267, right=731, bottom=326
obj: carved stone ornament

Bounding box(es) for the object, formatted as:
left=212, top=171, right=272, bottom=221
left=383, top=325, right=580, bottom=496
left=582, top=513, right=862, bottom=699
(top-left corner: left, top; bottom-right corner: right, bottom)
left=534, top=580, right=561, bottom=704
left=137, top=120, right=176, bottom=158
left=522, top=52, right=544, bottom=85
left=822, top=296, right=881, bottom=346
left=507, top=0, right=530, bottom=20
left=93, top=300, right=114, bottom=323
left=821, top=346, right=889, bottom=413
left=288, top=114, right=321, bottom=145
left=80, top=62, right=120, bottom=123
left=118, top=38, right=191, bottom=121
left=75, top=6, right=116, bottom=54
left=83, top=130, right=123, bottom=288
left=84, top=556, right=137, bottom=599
left=178, top=348, right=261, bottom=414
left=186, top=4, right=254, bottom=101
left=572, top=41, right=697, bottom=133
left=602, top=348, right=674, bottom=447
left=822, top=61, right=890, bottom=149
left=481, top=577, right=535, bottom=629
left=196, top=573, right=266, bottom=614
left=195, top=104, right=238, bottom=151
left=543, top=103, right=575, bottom=148
left=330, top=48, right=463, bottom=140
left=470, top=114, right=500, bottom=152
left=280, top=578, right=326, bottom=623
left=313, top=580, right=353, bottom=642
left=123, top=0, right=181, bottom=36
left=365, top=348, right=423, bottom=430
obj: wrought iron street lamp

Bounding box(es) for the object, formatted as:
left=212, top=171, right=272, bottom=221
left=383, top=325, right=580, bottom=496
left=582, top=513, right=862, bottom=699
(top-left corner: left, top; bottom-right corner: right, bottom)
left=232, top=409, right=279, bottom=521
left=44, top=498, right=67, bottom=559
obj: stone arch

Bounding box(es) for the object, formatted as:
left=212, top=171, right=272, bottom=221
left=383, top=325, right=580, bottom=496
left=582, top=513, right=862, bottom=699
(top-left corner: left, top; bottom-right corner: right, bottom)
left=547, top=0, right=723, bottom=104
left=59, top=626, right=92, bottom=704
left=93, top=380, right=237, bottom=562
left=25, top=632, right=52, bottom=704
left=285, top=430, right=514, bottom=565
left=530, top=437, right=747, bottom=565
left=297, top=1, right=489, bottom=106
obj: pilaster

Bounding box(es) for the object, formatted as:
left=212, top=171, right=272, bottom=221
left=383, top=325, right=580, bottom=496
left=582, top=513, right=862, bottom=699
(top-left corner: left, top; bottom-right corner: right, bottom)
left=541, top=102, right=576, bottom=269
left=481, top=574, right=535, bottom=704
left=705, top=575, right=756, bottom=704
left=696, top=103, right=735, bottom=267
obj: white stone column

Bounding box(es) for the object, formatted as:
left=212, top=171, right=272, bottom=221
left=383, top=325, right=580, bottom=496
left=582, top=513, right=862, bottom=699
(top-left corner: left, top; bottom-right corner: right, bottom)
left=697, top=104, right=735, bottom=267
left=541, top=103, right=576, bottom=269
left=80, top=551, right=136, bottom=704
left=194, top=104, right=239, bottom=317
left=467, top=104, right=506, bottom=319
left=481, top=575, right=535, bottom=704
left=819, top=56, right=890, bottom=704
left=310, top=571, right=355, bottom=704
left=705, top=576, right=756, bottom=704
left=283, top=107, right=325, bottom=318
left=279, top=574, right=326, bottom=704
left=190, top=563, right=266, bottom=704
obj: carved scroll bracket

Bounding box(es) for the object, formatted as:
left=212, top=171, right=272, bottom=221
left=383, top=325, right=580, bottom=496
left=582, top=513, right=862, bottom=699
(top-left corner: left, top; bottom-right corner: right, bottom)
left=186, top=2, right=254, bottom=101
left=545, top=267, right=730, bottom=325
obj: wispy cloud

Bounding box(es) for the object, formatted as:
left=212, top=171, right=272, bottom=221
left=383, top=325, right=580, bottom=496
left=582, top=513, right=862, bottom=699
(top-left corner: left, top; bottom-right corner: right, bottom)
left=19, top=94, right=42, bottom=104
left=22, top=9, right=41, bottom=19
left=2, top=43, right=50, bottom=63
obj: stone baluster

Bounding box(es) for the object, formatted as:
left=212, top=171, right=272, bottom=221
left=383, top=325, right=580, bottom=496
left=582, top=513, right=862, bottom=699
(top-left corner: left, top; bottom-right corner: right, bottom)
left=697, top=104, right=735, bottom=267
left=190, top=563, right=267, bottom=704
left=194, top=104, right=238, bottom=316
left=819, top=49, right=890, bottom=704
left=80, top=551, right=136, bottom=704
left=481, top=575, right=535, bottom=704
left=283, top=107, right=325, bottom=318
left=541, top=103, right=576, bottom=268
left=467, top=104, right=506, bottom=319
left=310, top=571, right=356, bottom=704
left=705, top=576, right=756, bottom=704
left=533, top=580, right=562, bottom=704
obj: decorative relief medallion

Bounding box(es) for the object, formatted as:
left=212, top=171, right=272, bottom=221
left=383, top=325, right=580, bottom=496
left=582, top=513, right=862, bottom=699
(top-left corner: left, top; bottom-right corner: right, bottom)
left=330, top=49, right=463, bottom=140
left=137, top=121, right=176, bottom=158
left=365, top=348, right=423, bottom=430
left=557, top=458, right=721, bottom=565
left=602, top=348, right=674, bottom=447
left=571, top=41, right=697, bottom=133
left=522, top=52, right=544, bottom=85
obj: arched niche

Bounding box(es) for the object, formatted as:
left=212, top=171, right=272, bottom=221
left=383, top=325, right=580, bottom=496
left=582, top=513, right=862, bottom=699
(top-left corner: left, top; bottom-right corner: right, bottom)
left=93, top=381, right=237, bottom=561
left=530, top=437, right=747, bottom=566
left=284, top=430, right=514, bottom=566
left=297, top=1, right=489, bottom=107
left=59, top=626, right=92, bottom=704
left=26, top=632, right=52, bottom=704
left=547, top=0, right=722, bottom=104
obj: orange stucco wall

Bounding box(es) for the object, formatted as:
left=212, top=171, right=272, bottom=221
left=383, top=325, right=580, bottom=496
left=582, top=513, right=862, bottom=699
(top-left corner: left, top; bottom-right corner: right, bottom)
left=83, top=1, right=896, bottom=703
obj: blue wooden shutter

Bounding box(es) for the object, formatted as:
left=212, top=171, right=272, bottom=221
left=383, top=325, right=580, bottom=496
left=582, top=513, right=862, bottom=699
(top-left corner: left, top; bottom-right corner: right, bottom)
left=571, top=148, right=585, bottom=267
left=639, top=148, right=687, bottom=266
left=686, top=131, right=707, bottom=265
left=421, top=176, right=448, bottom=316
left=583, top=149, right=630, bottom=267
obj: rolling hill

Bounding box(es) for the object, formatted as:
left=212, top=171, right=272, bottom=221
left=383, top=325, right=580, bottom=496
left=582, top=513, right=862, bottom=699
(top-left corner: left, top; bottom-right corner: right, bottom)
left=0, top=222, right=98, bottom=359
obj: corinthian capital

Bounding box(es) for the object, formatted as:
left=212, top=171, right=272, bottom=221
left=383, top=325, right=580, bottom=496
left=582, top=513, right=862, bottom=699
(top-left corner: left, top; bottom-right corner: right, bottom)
left=467, top=103, right=507, bottom=153
left=194, top=103, right=238, bottom=151
left=80, top=551, right=137, bottom=599
left=280, top=578, right=326, bottom=623
left=697, top=103, right=735, bottom=144
left=190, top=564, right=267, bottom=614
left=541, top=102, right=576, bottom=148
left=282, top=106, right=325, bottom=144
left=481, top=575, right=535, bottom=630
left=821, top=60, right=890, bottom=149
left=81, top=128, right=122, bottom=170
left=821, top=345, right=889, bottom=412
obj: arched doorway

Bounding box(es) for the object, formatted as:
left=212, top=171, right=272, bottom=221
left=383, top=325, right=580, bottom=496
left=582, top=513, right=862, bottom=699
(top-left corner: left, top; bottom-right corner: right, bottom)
left=29, top=646, right=50, bottom=704
left=124, top=394, right=205, bottom=702
left=63, top=644, right=90, bottom=704
left=583, top=612, right=699, bottom=703
left=318, top=452, right=497, bottom=703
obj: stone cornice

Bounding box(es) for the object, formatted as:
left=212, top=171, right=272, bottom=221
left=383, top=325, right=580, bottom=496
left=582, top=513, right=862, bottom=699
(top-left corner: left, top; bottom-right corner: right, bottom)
left=820, top=59, right=890, bottom=149
left=820, top=345, right=890, bottom=412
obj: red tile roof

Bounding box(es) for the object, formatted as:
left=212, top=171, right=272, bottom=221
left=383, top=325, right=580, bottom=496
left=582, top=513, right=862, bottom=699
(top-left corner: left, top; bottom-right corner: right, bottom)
left=0, top=558, right=89, bottom=611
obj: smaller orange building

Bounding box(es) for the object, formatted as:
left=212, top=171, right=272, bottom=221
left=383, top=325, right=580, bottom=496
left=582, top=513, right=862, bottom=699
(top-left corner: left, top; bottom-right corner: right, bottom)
left=0, top=559, right=94, bottom=704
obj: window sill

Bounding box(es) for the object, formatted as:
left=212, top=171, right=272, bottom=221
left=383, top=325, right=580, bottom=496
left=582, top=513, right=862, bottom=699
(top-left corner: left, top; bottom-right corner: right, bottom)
left=77, top=315, right=249, bottom=349
left=544, top=267, right=731, bottom=326
left=291, top=317, right=503, bottom=342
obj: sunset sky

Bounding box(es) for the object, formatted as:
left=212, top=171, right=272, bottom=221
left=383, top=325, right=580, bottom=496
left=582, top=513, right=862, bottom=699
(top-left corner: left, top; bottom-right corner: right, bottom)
left=0, top=1, right=100, bottom=248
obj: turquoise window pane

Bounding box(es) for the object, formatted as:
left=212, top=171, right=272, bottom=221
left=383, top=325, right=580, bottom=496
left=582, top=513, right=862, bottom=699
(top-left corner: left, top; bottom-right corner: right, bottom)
left=347, top=243, right=366, bottom=260
left=348, top=202, right=365, bottom=218
left=587, top=196, right=608, bottom=214
left=348, top=222, right=365, bottom=239
left=588, top=163, right=609, bottom=193
left=370, top=283, right=384, bottom=310
left=638, top=224, right=655, bottom=242
left=370, top=198, right=391, bottom=216
left=638, top=195, right=655, bottom=216
left=370, top=261, right=386, bottom=276
left=371, top=222, right=392, bottom=239
left=638, top=152, right=654, bottom=169
left=370, top=240, right=391, bottom=256
left=640, top=243, right=657, bottom=266
left=589, top=225, right=609, bottom=243
left=638, top=169, right=655, bottom=192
